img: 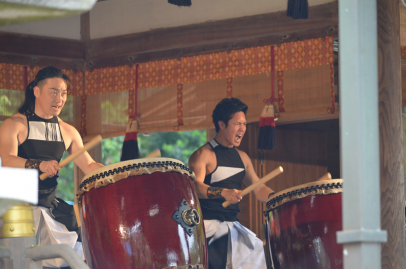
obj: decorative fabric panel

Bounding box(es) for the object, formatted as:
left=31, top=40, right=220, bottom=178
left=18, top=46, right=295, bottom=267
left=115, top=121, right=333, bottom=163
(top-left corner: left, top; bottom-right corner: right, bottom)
left=138, top=36, right=333, bottom=89
left=0, top=63, right=25, bottom=91
left=84, top=65, right=135, bottom=95
left=274, top=36, right=334, bottom=71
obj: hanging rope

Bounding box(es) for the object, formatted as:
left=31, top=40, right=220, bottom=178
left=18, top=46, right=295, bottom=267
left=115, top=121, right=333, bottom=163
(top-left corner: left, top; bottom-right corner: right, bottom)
left=129, top=64, right=140, bottom=119
left=263, top=46, right=279, bottom=103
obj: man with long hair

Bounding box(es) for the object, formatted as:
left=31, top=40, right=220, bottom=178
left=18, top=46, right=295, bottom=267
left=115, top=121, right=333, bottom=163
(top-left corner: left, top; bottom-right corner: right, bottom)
left=0, top=66, right=103, bottom=268
left=189, top=98, right=275, bottom=269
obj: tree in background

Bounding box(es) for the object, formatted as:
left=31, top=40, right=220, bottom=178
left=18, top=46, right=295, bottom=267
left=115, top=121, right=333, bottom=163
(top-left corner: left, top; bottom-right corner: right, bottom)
left=138, top=130, right=206, bottom=165
left=56, top=152, right=74, bottom=202
left=56, top=130, right=206, bottom=201
left=0, top=89, right=25, bottom=117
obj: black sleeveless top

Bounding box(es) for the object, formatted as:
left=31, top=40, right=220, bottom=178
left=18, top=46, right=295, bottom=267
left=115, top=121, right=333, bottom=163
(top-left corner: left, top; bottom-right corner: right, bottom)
left=18, top=114, right=66, bottom=190
left=199, top=139, right=246, bottom=221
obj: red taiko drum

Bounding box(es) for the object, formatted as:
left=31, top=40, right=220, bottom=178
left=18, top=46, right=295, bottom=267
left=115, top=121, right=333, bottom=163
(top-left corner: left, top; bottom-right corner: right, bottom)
left=264, top=179, right=343, bottom=269
left=78, top=158, right=208, bottom=269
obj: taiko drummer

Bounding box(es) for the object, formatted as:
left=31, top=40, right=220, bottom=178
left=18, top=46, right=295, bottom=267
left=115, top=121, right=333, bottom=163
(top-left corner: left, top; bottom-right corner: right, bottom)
left=189, top=97, right=276, bottom=269
left=0, top=66, right=103, bottom=268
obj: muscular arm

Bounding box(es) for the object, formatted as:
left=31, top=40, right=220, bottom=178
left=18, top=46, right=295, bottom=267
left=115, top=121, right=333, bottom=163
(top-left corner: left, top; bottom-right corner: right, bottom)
left=240, top=151, right=275, bottom=203
left=188, top=146, right=212, bottom=199
left=63, top=123, right=103, bottom=175
left=189, top=145, right=242, bottom=204
left=0, top=117, right=26, bottom=168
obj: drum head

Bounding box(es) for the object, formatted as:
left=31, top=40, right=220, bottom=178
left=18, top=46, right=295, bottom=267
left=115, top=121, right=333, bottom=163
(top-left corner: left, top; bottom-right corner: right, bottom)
left=265, top=179, right=343, bottom=212
left=78, top=158, right=195, bottom=198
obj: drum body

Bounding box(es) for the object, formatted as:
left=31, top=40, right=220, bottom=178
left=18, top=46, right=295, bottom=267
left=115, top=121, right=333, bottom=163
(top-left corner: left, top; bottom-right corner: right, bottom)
left=265, top=179, right=343, bottom=269
left=78, top=158, right=208, bottom=269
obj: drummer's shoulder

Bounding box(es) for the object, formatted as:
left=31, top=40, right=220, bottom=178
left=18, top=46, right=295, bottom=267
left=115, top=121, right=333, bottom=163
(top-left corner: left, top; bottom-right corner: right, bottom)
left=189, top=144, right=213, bottom=162
left=0, top=113, right=26, bottom=129
left=58, top=119, right=80, bottom=137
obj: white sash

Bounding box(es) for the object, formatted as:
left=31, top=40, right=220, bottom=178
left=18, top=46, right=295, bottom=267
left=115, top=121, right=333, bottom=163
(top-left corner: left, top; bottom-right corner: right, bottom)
left=33, top=206, right=83, bottom=268
left=204, top=220, right=267, bottom=269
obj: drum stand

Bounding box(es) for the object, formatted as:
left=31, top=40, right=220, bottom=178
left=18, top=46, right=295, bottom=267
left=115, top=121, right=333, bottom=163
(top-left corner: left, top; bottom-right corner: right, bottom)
left=0, top=162, right=89, bottom=269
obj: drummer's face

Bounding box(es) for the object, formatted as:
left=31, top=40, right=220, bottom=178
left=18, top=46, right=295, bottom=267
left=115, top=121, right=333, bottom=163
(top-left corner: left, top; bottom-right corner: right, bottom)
left=34, top=78, right=67, bottom=119
left=223, top=111, right=247, bottom=147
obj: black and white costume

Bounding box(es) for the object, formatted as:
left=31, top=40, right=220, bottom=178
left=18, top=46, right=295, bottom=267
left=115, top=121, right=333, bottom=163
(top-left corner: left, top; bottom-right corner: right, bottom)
left=18, top=114, right=82, bottom=268
left=200, top=139, right=266, bottom=269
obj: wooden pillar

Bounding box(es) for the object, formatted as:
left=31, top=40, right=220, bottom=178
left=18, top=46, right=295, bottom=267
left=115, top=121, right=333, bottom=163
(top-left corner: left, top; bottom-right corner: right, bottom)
left=73, top=94, right=102, bottom=203
left=403, top=108, right=406, bottom=207
left=378, top=0, right=405, bottom=267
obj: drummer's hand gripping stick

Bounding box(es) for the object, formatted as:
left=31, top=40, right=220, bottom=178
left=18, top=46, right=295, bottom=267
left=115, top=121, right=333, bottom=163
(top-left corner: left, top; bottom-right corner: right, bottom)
left=222, top=166, right=283, bottom=208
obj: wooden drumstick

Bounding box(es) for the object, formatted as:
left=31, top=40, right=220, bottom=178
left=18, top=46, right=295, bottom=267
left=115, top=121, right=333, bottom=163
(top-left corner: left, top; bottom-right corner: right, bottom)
left=318, top=172, right=332, bottom=181
left=73, top=204, right=81, bottom=227
left=39, top=135, right=103, bottom=180
left=144, top=149, right=161, bottom=159
left=222, top=166, right=283, bottom=208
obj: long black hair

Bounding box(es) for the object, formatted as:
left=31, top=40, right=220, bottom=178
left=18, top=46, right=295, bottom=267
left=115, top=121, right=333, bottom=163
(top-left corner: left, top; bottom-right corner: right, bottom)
left=18, top=66, right=71, bottom=115
left=212, top=98, right=248, bottom=132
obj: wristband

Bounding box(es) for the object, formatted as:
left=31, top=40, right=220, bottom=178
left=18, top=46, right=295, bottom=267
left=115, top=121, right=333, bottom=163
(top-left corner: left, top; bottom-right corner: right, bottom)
left=25, top=159, right=42, bottom=171
left=207, top=187, right=223, bottom=199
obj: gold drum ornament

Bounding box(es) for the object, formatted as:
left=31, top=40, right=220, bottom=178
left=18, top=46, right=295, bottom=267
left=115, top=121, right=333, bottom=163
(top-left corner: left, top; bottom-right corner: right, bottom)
left=0, top=203, right=35, bottom=238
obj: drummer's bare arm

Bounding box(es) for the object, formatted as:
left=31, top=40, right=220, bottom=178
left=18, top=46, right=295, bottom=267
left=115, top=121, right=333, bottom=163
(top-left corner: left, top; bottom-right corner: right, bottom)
left=61, top=122, right=103, bottom=175
left=240, top=150, right=275, bottom=203
left=0, top=115, right=61, bottom=176
left=189, top=145, right=242, bottom=204
left=0, top=116, right=27, bottom=168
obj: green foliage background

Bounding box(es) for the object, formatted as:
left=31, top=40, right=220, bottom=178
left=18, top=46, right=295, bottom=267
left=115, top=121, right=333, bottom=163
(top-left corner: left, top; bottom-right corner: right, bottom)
left=56, top=130, right=206, bottom=202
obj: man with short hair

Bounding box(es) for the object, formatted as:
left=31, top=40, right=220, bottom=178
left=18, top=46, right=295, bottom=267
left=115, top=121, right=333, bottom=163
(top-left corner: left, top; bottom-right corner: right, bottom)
left=189, top=98, right=275, bottom=269
left=0, top=66, right=103, bottom=268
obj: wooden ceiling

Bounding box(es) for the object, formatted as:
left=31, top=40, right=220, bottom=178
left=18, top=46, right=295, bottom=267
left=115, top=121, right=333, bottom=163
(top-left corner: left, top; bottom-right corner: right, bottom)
left=0, top=1, right=338, bottom=71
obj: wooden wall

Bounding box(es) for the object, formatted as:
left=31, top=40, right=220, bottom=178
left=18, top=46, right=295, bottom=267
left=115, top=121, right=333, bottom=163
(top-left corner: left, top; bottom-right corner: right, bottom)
left=236, top=119, right=340, bottom=238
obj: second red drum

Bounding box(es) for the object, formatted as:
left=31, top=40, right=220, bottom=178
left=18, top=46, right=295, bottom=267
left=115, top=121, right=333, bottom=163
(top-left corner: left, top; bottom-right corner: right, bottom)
left=264, top=179, right=343, bottom=269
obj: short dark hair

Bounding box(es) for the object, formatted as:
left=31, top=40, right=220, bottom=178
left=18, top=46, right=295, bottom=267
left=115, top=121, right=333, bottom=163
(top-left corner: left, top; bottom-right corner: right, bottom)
left=212, top=98, right=248, bottom=132
left=18, top=66, right=71, bottom=115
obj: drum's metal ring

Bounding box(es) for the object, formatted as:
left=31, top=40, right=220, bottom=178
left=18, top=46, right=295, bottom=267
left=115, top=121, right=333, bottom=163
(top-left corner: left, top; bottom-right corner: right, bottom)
left=77, top=161, right=195, bottom=199
left=265, top=179, right=343, bottom=213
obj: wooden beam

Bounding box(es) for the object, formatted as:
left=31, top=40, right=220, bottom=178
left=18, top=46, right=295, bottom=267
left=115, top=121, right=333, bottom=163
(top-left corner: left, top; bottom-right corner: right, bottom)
left=0, top=2, right=337, bottom=69
left=87, top=2, right=338, bottom=60
left=80, top=12, right=90, bottom=61
left=89, top=25, right=337, bottom=69
left=0, top=52, right=84, bottom=70
left=0, top=32, right=84, bottom=59
left=80, top=12, right=90, bottom=44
